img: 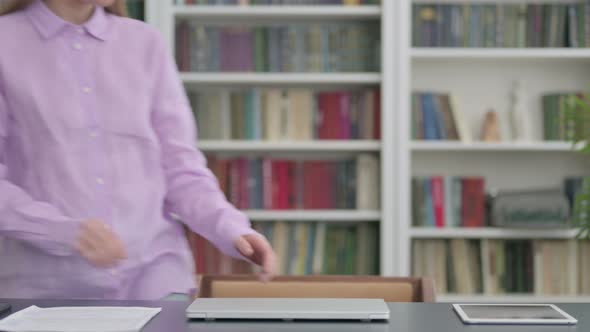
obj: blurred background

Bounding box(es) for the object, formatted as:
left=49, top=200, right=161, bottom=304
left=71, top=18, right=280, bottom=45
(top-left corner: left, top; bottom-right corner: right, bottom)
left=130, top=0, right=590, bottom=303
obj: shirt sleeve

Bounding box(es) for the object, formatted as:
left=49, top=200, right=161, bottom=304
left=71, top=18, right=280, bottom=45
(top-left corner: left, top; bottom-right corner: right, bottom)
left=0, top=80, right=80, bottom=256
left=150, top=33, right=257, bottom=259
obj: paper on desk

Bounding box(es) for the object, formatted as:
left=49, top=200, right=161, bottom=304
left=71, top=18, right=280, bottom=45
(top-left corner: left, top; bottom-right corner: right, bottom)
left=0, top=305, right=161, bottom=332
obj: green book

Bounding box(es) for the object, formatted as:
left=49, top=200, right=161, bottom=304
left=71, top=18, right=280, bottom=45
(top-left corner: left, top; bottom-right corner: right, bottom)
left=578, top=4, right=586, bottom=47
left=542, top=95, right=553, bottom=140
left=345, top=226, right=357, bottom=275
left=253, top=27, right=267, bottom=73
left=244, top=91, right=256, bottom=140
left=323, top=225, right=338, bottom=274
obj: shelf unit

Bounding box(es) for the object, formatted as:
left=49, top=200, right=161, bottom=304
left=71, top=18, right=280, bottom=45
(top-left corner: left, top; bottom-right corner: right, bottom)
left=412, top=48, right=590, bottom=60
left=198, top=140, right=381, bottom=152
left=145, top=0, right=394, bottom=275
left=245, top=210, right=382, bottom=222
left=411, top=141, right=580, bottom=152
left=395, top=0, right=590, bottom=302
left=145, top=0, right=590, bottom=301
left=179, top=73, right=382, bottom=86
left=172, top=5, right=381, bottom=20
left=410, top=228, right=580, bottom=240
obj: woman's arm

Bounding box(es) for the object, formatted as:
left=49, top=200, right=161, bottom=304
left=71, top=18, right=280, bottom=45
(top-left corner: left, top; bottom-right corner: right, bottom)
left=150, top=33, right=257, bottom=259
left=0, top=80, right=81, bottom=256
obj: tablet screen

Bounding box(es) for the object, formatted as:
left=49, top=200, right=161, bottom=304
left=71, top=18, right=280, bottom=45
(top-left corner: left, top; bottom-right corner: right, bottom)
left=460, top=305, right=567, bottom=320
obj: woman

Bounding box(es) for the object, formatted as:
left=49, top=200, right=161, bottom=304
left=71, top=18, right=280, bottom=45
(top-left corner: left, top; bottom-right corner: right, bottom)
left=0, top=0, right=277, bottom=300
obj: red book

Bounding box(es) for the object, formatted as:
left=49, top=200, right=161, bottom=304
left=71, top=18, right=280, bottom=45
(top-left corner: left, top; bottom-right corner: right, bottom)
left=238, top=158, right=249, bottom=209
left=303, top=161, right=334, bottom=209
left=277, top=161, right=288, bottom=209
left=229, top=159, right=240, bottom=207
left=271, top=160, right=282, bottom=210
left=294, top=161, right=305, bottom=209
left=262, top=158, right=273, bottom=209
left=431, top=177, right=445, bottom=228
left=303, top=161, right=316, bottom=209
left=373, top=90, right=381, bottom=139
left=461, top=177, right=485, bottom=227
left=317, top=93, right=340, bottom=139
left=339, top=92, right=352, bottom=139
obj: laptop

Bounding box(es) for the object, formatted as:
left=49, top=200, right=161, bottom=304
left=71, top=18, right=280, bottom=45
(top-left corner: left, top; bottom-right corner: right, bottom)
left=186, top=298, right=390, bottom=321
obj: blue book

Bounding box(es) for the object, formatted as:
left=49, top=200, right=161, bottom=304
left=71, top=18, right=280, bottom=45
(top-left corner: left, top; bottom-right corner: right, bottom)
left=421, top=94, right=438, bottom=140
left=433, top=95, right=447, bottom=140
left=470, top=5, right=480, bottom=47
left=251, top=89, right=262, bottom=140
left=423, top=178, right=435, bottom=227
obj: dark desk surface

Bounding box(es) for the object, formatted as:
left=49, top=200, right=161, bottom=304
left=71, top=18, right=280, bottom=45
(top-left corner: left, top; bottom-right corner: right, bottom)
left=1, top=299, right=589, bottom=332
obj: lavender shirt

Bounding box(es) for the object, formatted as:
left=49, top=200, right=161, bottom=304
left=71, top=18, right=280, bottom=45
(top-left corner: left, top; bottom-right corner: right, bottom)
left=0, top=0, right=255, bottom=300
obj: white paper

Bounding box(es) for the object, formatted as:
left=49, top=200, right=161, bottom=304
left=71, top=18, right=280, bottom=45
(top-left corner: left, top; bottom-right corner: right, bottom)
left=0, top=305, right=161, bottom=332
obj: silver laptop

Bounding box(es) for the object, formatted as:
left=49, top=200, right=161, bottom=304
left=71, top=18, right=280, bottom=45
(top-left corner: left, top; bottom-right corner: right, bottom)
left=186, top=298, right=390, bottom=321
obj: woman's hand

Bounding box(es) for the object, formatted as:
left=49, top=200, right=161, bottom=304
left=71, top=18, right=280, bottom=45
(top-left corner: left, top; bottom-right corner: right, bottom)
left=75, top=220, right=127, bottom=268
left=234, top=233, right=278, bottom=282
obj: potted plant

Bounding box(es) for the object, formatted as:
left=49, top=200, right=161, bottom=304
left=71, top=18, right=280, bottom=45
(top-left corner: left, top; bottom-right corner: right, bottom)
left=566, top=94, right=590, bottom=239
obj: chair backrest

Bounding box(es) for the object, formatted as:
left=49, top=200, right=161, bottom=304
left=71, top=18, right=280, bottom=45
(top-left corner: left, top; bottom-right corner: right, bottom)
left=198, top=275, right=435, bottom=302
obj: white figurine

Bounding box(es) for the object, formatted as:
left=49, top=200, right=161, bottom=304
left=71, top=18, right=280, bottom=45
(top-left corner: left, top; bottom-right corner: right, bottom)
left=509, top=80, right=532, bottom=141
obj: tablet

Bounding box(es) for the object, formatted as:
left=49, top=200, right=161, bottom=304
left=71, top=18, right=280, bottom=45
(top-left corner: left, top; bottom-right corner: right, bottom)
left=452, top=304, right=578, bottom=325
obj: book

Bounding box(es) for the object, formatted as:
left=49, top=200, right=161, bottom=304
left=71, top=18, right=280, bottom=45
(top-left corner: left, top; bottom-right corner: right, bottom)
left=412, top=176, right=485, bottom=227
left=412, top=92, right=469, bottom=142
left=190, top=88, right=381, bottom=141
left=176, top=23, right=380, bottom=72
left=412, top=3, right=589, bottom=48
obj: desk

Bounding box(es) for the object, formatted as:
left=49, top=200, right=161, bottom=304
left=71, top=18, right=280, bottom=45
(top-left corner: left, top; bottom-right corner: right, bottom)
left=1, top=299, right=589, bottom=332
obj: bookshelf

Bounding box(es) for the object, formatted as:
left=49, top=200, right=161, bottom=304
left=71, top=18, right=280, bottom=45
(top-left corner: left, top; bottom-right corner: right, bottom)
left=397, top=0, right=590, bottom=301
left=410, top=227, right=579, bottom=240
left=144, top=0, right=395, bottom=276
left=244, top=210, right=381, bottom=221
left=172, top=5, right=381, bottom=19
left=412, top=48, right=590, bottom=59
left=179, top=73, right=382, bottom=85
left=198, top=140, right=381, bottom=152
left=144, top=0, right=590, bottom=300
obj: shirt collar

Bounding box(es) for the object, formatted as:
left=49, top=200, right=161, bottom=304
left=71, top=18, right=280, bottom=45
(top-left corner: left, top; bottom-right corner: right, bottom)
left=26, top=0, right=111, bottom=41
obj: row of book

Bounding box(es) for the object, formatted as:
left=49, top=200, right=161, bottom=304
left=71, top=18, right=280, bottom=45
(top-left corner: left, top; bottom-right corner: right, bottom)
left=207, top=154, right=380, bottom=210
left=542, top=93, right=589, bottom=141
left=414, top=239, right=590, bottom=295
left=174, top=0, right=379, bottom=4
left=411, top=177, right=485, bottom=228
left=190, top=89, right=381, bottom=141
left=176, top=23, right=380, bottom=72
left=411, top=92, right=469, bottom=142
left=413, top=4, right=590, bottom=48
left=187, top=221, right=380, bottom=275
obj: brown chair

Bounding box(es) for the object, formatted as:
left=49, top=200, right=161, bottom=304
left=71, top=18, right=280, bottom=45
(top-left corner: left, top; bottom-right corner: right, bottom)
left=197, top=275, right=435, bottom=302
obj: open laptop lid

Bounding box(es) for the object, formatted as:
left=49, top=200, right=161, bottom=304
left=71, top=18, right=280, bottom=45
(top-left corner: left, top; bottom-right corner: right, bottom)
left=186, top=298, right=390, bottom=321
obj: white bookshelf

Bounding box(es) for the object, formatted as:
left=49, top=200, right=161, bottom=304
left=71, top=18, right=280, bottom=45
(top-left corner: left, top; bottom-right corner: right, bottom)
left=173, top=5, right=381, bottom=20
left=199, top=140, right=381, bottom=152
left=146, top=0, right=590, bottom=301
left=245, top=210, right=382, bottom=222
left=145, top=0, right=394, bottom=276
left=411, top=141, right=581, bottom=152
left=412, top=48, right=590, bottom=60
left=395, top=0, right=590, bottom=303
left=410, top=228, right=579, bottom=239
left=179, top=73, right=381, bottom=86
